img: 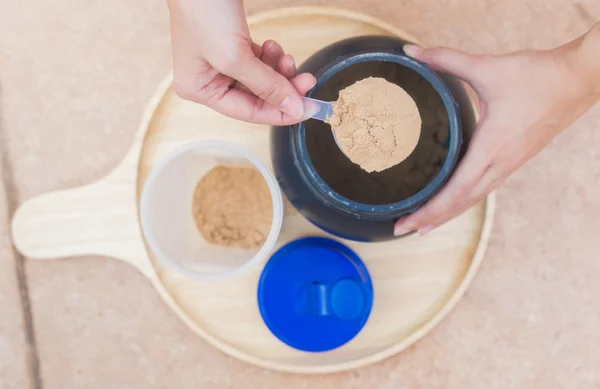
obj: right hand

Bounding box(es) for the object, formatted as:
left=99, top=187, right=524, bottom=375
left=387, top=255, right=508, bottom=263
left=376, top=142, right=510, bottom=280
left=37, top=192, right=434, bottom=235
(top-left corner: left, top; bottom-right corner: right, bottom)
left=167, top=0, right=316, bottom=125
left=395, top=30, right=600, bottom=236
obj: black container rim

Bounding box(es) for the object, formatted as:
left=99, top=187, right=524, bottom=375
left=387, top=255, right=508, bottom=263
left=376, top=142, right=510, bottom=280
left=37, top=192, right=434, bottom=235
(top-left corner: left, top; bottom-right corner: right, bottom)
left=296, top=51, right=463, bottom=218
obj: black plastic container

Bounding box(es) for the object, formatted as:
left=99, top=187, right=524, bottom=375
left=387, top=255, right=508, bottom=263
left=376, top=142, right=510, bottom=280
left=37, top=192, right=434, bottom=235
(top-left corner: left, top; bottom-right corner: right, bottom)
left=271, top=35, right=477, bottom=242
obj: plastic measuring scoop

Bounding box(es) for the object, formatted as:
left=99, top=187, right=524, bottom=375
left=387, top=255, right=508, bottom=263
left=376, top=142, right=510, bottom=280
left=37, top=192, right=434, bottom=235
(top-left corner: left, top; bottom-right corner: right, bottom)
left=302, top=97, right=347, bottom=152
left=302, top=97, right=334, bottom=122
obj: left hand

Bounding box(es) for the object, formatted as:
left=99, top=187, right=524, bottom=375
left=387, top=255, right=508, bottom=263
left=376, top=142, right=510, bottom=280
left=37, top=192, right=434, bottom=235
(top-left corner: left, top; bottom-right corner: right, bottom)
left=394, top=42, right=600, bottom=236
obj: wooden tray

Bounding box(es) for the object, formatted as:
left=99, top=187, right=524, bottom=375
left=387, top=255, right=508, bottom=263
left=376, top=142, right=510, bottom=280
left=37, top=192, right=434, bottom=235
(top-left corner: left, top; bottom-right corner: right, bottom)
left=11, top=6, right=495, bottom=374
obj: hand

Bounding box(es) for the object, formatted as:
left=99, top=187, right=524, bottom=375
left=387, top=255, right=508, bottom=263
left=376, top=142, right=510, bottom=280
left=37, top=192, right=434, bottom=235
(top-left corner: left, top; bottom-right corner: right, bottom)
left=395, top=31, right=600, bottom=236
left=167, top=0, right=316, bottom=125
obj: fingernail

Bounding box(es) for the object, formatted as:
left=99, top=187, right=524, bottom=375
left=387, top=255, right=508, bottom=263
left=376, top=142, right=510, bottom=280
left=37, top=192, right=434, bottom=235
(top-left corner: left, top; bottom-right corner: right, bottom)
left=418, top=225, right=434, bottom=235
left=403, top=44, right=423, bottom=58
left=265, top=40, right=277, bottom=53
left=394, top=223, right=414, bottom=236
left=280, top=96, right=303, bottom=119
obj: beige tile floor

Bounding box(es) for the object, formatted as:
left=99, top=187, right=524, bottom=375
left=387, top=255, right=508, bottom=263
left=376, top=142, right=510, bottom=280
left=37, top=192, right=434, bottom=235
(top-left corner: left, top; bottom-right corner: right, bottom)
left=0, top=158, right=32, bottom=389
left=1, top=0, right=600, bottom=388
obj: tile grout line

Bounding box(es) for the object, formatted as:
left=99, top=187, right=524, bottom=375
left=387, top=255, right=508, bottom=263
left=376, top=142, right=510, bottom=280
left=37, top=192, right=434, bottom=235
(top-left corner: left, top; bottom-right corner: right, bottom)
left=0, top=86, right=43, bottom=389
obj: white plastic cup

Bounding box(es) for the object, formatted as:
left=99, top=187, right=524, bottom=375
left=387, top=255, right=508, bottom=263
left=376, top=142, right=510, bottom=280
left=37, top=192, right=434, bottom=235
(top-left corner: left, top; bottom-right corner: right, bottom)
left=140, top=140, right=284, bottom=281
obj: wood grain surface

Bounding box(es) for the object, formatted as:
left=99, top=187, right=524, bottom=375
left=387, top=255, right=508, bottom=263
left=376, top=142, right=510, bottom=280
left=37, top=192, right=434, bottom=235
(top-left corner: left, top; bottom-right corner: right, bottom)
left=11, top=7, right=495, bottom=374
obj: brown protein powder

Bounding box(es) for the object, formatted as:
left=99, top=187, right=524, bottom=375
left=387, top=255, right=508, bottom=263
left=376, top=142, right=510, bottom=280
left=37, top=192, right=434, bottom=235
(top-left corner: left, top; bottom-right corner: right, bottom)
left=305, top=61, right=450, bottom=205
left=192, top=165, right=273, bottom=250
left=327, top=77, right=422, bottom=173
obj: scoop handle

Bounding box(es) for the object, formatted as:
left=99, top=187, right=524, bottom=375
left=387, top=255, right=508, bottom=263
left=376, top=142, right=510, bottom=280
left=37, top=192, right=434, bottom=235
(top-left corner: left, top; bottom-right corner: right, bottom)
left=302, top=97, right=333, bottom=122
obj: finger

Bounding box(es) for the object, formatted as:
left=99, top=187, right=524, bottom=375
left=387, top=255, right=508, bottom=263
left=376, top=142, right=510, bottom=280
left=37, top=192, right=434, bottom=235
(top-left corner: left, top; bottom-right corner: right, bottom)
left=221, top=73, right=315, bottom=124
left=228, top=43, right=263, bottom=94
left=233, top=81, right=252, bottom=94
left=189, top=77, right=313, bottom=125
left=279, top=54, right=297, bottom=79
left=222, top=49, right=304, bottom=119
left=291, top=73, right=317, bottom=119
left=403, top=44, right=482, bottom=86
left=418, top=163, right=502, bottom=235
left=469, top=163, right=508, bottom=199
left=238, top=45, right=294, bottom=93
left=290, top=72, right=316, bottom=96
left=196, top=86, right=292, bottom=124
left=419, top=189, right=487, bottom=236
left=234, top=71, right=314, bottom=101
left=251, top=42, right=263, bottom=58
left=261, top=40, right=285, bottom=71
left=415, top=122, right=513, bottom=235
left=394, top=118, right=498, bottom=236
left=393, top=142, right=491, bottom=236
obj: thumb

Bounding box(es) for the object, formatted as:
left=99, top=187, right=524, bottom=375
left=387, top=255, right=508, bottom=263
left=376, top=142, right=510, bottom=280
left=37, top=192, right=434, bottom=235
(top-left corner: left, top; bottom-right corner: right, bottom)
left=403, top=44, right=480, bottom=84
left=226, top=55, right=304, bottom=119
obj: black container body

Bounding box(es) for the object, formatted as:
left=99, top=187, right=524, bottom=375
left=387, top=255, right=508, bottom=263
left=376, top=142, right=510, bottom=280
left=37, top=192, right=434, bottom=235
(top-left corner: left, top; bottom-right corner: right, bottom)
left=271, top=36, right=477, bottom=242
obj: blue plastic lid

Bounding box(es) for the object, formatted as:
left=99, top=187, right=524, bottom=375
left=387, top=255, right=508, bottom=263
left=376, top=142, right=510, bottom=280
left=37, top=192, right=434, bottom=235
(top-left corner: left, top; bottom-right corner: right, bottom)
left=257, top=237, right=373, bottom=352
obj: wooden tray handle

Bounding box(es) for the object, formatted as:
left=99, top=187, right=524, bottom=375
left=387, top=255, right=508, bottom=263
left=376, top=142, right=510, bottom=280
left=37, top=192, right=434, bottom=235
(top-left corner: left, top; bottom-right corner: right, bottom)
left=11, top=178, right=154, bottom=276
